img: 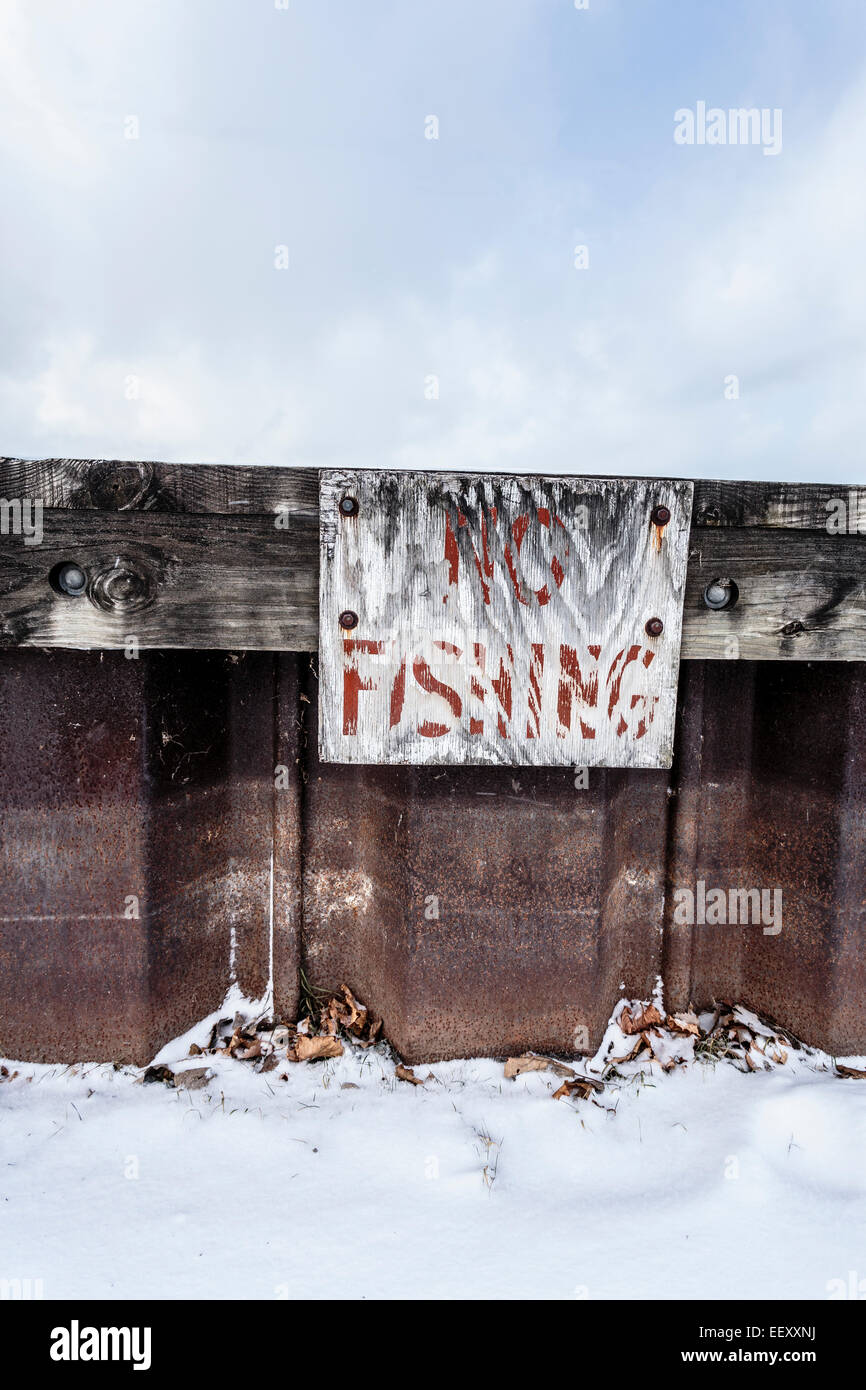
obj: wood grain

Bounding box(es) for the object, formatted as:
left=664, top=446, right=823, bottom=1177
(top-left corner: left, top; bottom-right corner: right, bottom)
left=0, top=511, right=318, bottom=651
left=682, top=530, right=866, bottom=660
left=0, top=456, right=319, bottom=515
left=1, top=457, right=861, bottom=531
left=1, top=458, right=865, bottom=664
left=691, top=479, right=866, bottom=533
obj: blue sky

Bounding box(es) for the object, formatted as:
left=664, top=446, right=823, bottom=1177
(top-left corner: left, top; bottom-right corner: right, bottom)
left=2, top=0, right=865, bottom=480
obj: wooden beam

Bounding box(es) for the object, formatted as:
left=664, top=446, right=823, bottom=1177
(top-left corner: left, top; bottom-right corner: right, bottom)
left=691, top=479, right=866, bottom=532
left=3, top=457, right=861, bottom=529
left=683, top=530, right=866, bottom=660
left=0, top=511, right=318, bottom=651
left=1, top=457, right=864, bottom=658
left=0, top=456, right=318, bottom=514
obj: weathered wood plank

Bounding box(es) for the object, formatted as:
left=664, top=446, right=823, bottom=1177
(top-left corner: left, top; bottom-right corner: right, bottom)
left=0, top=456, right=319, bottom=515
left=319, top=470, right=694, bottom=768
left=1, top=458, right=865, bottom=662
left=682, top=530, right=866, bottom=660
left=2, top=457, right=863, bottom=532
left=0, top=511, right=318, bottom=651
left=691, top=479, right=866, bottom=532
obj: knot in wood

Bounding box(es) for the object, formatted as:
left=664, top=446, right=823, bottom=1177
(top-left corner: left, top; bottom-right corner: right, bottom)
left=86, top=460, right=154, bottom=510
left=89, top=557, right=156, bottom=614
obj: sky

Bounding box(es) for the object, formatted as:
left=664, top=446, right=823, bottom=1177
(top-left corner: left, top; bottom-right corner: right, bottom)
left=1, top=0, right=865, bottom=481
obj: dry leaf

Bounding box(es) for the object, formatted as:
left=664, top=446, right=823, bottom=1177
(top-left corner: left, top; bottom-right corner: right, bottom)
left=142, top=1065, right=175, bottom=1086
left=358, top=1014, right=383, bottom=1049
left=505, top=1053, right=577, bottom=1080
left=174, top=1068, right=211, bottom=1091
left=545, top=1058, right=578, bottom=1079
left=666, top=1011, right=700, bottom=1037
left=220, top=1027, right=263, bottom=1060
left=292, top=1034, right=343, bottom=1062
left=552, top=1077, right=602, bottom=1101
left=319, top=986, right=382, bottom=1048
left=620, top=1003, right=664, bottom=1035
left=504, top=1054, right=550, bottom=1079
left=395, top=1064, right=424, bottom=1086
left=837, top=1063, right=866, bottom=1080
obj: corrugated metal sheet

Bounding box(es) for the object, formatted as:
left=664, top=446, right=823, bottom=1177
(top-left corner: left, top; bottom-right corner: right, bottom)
left=1, top=651, right=863, bottom=1062
left=0, top=650, right=299, bottom=1061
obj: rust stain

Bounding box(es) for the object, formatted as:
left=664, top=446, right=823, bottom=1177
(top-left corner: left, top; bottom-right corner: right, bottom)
left=1, top=651, right=865, bottom=1064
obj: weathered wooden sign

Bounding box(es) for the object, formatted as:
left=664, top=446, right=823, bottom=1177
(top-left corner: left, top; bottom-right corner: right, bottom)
left=320, top=471, right=694, bottom=767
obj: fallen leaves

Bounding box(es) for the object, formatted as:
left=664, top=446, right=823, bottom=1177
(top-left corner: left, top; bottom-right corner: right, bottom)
left=505, top=1051, right=603, bottom=1102
left=174, top=1067, right=212, bottom=1091
left=590, top=998, right=806, bottom=1084
left=139, top=984, right=384, bottom=1086
left=606, top=1034, right=648, bottom=1066
left=504, top=1054, right=552, bottom=1079
left=226, top=1032, right=262, bottom=1062
left=668, top=1010, right=701, bottom=1038
left=142, top=1064, right=176, bottom=1086
left=836, top=1063, right=866, bottom=1080
left=552, top=1077, right=602, bottom=1101
left=698, top=1007, right=792, bottom=1072
left=395, top=1064, right=424, bottom=1086
left=620, top=1003, right=664, bottom=1035
left=292, top=1034, right=343, bottom=1063
left=320, top=986, right=382, bottom=1049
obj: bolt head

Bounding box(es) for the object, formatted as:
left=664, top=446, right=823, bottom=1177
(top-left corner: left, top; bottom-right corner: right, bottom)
left=55, top=563, right=87, bottom=596
left=651, top=505, right=671, bottom=526
left=645, top=617, right=664, bottom=638
left=703, top=577, right=738, bottom=611
left=339, top=610, right=359, bottom=630
left=339, top=496, right=359, bottom=517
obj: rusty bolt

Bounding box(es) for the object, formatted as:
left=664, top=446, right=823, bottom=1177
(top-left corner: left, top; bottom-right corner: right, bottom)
left=651, top=505, right=671, bottom=527
left=339, top=495, right=359, bottom=518
left=339, top=610, right=359, bottom=630
left=645, top=617, right=664, bottom=638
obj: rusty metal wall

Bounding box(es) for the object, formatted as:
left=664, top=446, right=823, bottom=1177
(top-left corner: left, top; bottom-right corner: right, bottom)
left=1, top=650, right=864, bottom=1062
left=0, top=650, right=300, bottom=1063
left=663, top=660, right=866, bottom=1057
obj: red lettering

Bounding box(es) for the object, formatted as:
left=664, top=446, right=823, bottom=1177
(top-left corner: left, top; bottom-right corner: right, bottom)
left=342, top=639, right=384, bottom=735
left=557, top=644, right=598, bottom=739
left=413, top=648, right=462, bottom=737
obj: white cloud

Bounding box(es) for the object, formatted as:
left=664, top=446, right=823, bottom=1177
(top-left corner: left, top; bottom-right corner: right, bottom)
left=2, top=3, right=866, bottom=483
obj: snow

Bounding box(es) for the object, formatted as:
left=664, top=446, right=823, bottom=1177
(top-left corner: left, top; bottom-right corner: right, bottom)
left=2, top=1005, right=866, bottom=1301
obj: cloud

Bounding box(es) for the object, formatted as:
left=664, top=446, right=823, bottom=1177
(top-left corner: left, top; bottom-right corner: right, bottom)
left=2, top=2, right=866, bottom=483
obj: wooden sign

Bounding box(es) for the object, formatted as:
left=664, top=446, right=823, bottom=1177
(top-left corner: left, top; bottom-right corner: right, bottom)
left=320, top=471, right=693, bottom=767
